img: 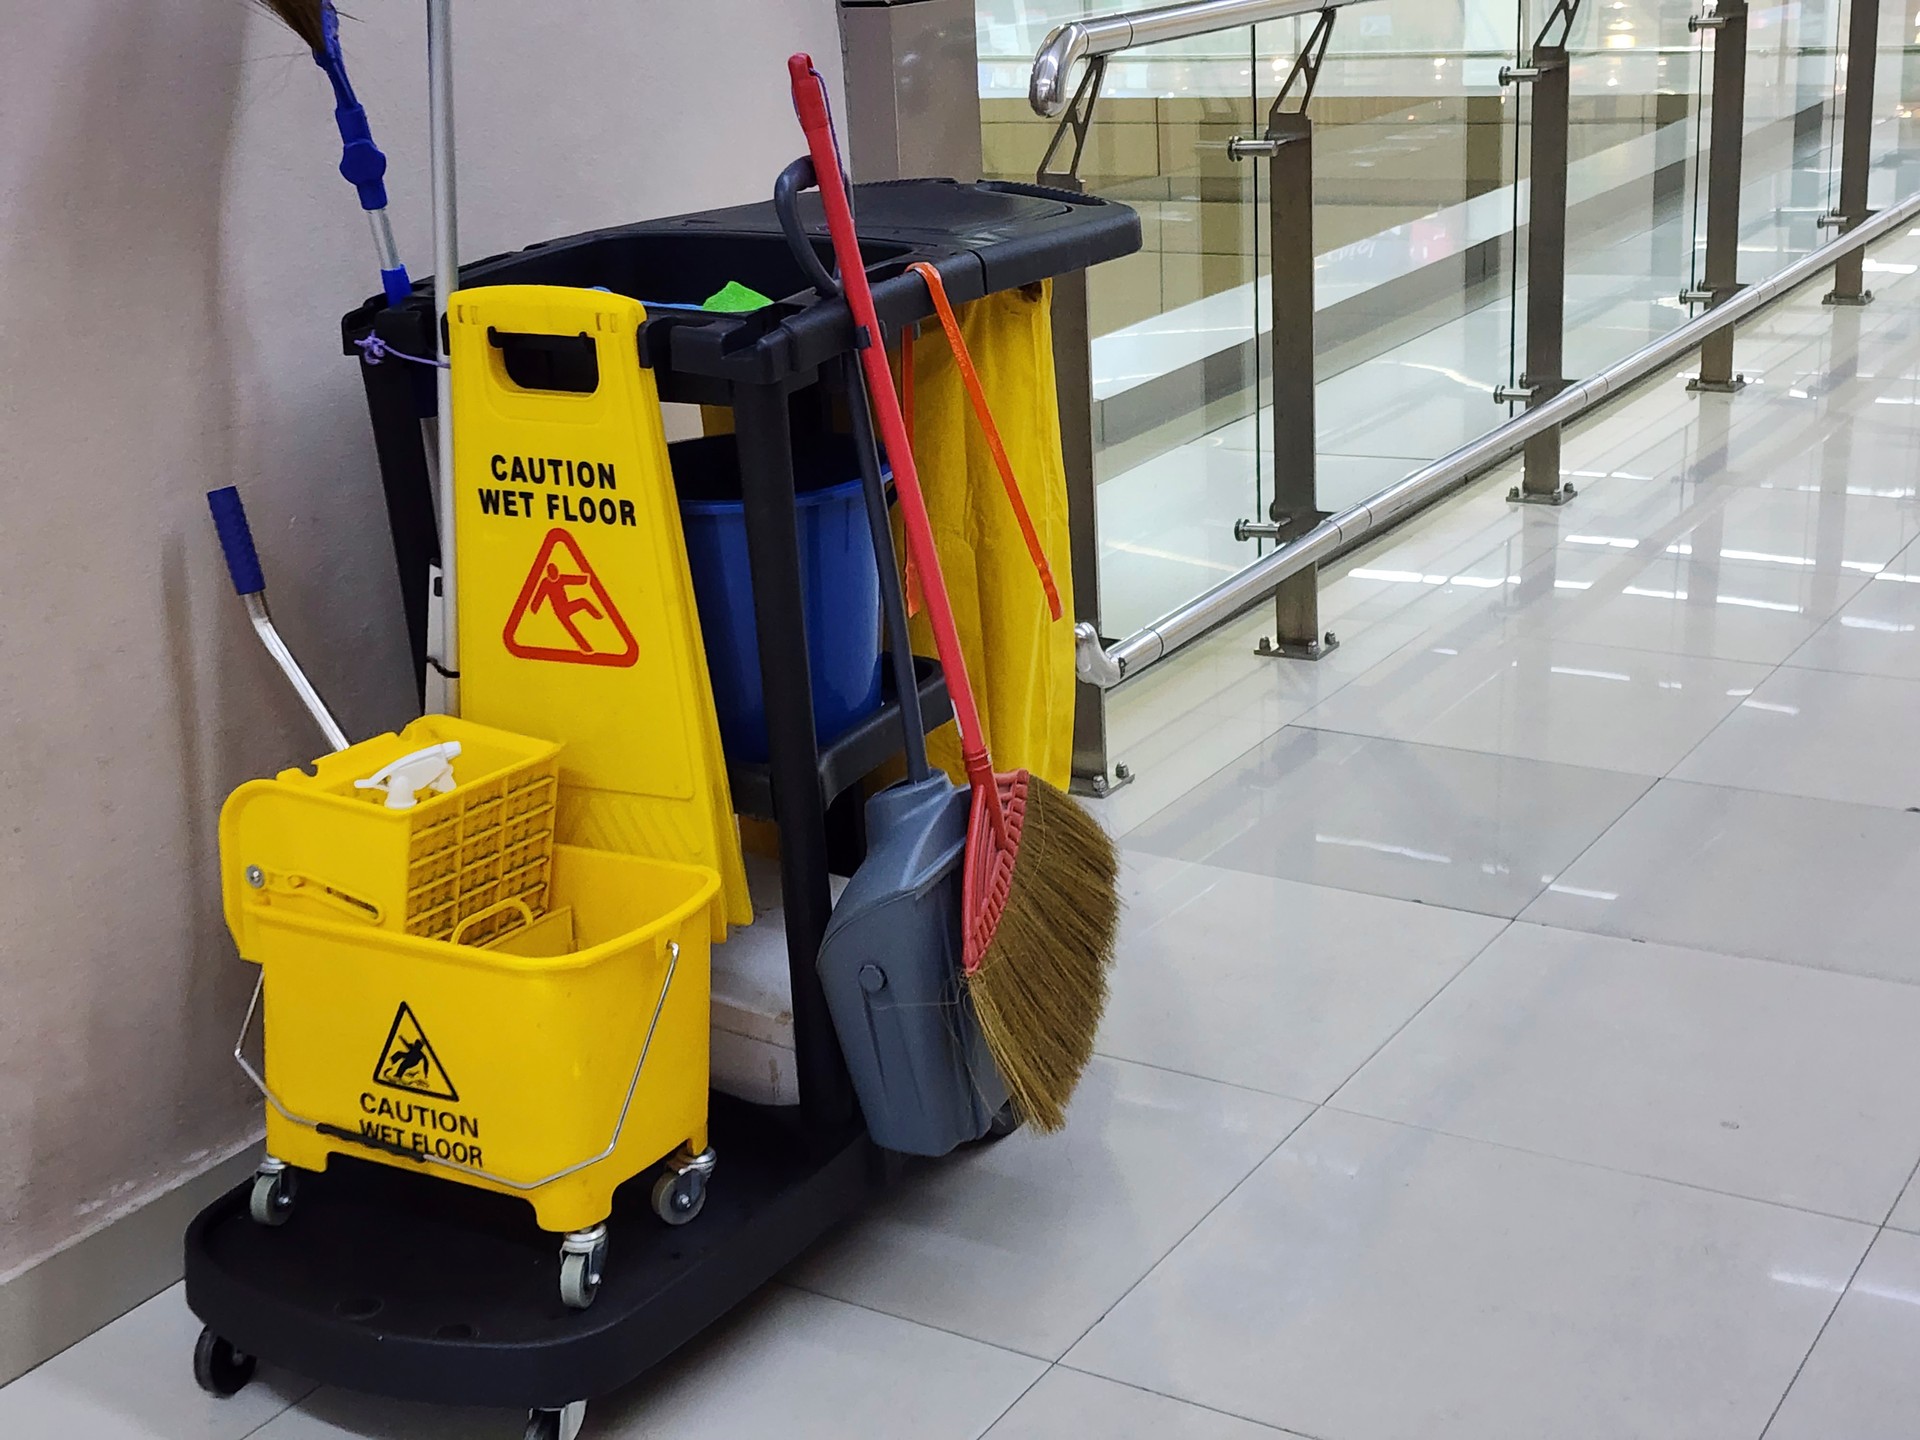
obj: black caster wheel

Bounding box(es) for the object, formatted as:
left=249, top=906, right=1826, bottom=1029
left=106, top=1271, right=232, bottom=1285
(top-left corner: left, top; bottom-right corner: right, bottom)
left=651, top=1168, right=707, bottom=1226
left=981, top=1100, right=1021, bottom=1143
left=525, top=1400, right=587, bottom=1440
left=192, top=1326, right=257, bottom=1398
left=558, top=1236, right=607, bottom=1311
left=248, top=1168, right=295, bottom=1227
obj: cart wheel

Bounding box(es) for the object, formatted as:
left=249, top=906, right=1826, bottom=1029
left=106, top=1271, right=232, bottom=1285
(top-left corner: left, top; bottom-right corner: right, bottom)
left=558, top=1237, right=607, bottom=1311
left=192, top=1327, right=257, bottom=1398
left=525, top=1400, right=587, bottom=1440
left=651, top=1168, right=707, bottom=1226
left=982, top=1100, right=1021, bottom=1143
left=248, top=1169, right=295, bottom=1227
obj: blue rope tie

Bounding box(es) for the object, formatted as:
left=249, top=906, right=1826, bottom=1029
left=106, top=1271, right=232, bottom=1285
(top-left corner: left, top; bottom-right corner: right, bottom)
left=355, top=334, right=449, bottom=369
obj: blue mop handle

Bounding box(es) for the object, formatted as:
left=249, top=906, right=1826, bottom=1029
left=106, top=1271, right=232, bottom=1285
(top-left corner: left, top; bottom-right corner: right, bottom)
left=207, top=486, right=266, bottom=598
left=317, top=5, right=411, bottom=306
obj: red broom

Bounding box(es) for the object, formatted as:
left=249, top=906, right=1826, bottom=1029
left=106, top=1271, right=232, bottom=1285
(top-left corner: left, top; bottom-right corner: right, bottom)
left=790, top=55, right=1119, bottom=1131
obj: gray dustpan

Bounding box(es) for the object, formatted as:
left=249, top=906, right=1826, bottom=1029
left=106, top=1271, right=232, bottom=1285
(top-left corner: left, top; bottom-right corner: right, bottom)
left=814, top=350, right=1009, bottom=1156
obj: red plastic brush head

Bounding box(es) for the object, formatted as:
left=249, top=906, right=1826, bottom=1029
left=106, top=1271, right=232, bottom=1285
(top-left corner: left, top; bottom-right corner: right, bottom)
left=962, top=770, right=1029, bottom=974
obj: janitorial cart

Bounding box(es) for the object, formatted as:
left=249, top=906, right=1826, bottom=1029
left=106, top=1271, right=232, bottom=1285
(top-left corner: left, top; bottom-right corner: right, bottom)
left=182, top=71, right=1138, bottom=1440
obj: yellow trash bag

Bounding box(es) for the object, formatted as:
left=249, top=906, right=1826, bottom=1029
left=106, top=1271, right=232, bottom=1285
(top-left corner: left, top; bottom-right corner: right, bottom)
left=896, top=281, right=1076, bottom=791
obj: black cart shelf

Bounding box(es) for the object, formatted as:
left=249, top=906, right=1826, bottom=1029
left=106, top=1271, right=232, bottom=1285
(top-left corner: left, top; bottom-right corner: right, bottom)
left=185, top=177, right=1138, bottom=1415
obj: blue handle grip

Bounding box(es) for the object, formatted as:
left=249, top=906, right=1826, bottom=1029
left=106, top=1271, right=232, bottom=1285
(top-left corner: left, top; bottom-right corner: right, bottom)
left=207, top=487, right=266, bottom=597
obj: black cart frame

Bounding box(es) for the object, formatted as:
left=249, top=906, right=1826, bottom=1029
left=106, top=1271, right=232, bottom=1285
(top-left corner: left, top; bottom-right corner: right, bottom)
left=184, top=178, right=1137, bottom=1412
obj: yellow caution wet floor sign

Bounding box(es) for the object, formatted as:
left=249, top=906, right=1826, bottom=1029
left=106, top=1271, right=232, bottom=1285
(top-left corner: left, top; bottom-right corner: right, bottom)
left=449, top=285, right=750, bottom=936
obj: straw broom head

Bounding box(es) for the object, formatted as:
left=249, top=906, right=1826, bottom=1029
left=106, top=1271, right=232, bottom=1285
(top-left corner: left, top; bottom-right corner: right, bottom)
left=967, top=774, right=1119, bottom=1134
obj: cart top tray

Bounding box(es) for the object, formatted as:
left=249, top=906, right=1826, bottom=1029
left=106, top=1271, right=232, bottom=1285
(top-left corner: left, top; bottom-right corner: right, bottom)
left=345, top=178, right=1140, bottom=396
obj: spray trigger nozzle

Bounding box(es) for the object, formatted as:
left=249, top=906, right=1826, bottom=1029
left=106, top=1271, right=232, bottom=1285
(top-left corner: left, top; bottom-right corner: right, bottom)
left=355, top=741, right=462, bottom=810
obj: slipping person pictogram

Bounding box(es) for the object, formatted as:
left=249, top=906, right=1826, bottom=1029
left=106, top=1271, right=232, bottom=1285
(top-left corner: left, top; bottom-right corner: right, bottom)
left=529, top=560, right=603, bottom=653
left=373, top=1002, right=459, bottom=1101
left=502, top=528, right=641, bottom=667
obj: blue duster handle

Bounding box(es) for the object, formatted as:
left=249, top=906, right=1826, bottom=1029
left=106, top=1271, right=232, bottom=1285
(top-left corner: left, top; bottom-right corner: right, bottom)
left=207, top=486, right=267, bottom=598
left=315, top=4, right=412, bottom=305
left=317, top=5, right=388, bottom=214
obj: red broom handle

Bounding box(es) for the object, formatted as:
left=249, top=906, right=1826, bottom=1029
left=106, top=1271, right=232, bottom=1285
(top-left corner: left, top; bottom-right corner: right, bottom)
left=905, top=262, right=1063, bottom=622
left=789, top=56, right=1001, bottom=805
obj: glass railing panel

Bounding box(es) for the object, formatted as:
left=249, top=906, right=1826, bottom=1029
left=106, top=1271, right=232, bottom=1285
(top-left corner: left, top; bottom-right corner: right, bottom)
left=980, top=0, right=1920, bottom=669
left=982, top=23, right=1270, bottom=635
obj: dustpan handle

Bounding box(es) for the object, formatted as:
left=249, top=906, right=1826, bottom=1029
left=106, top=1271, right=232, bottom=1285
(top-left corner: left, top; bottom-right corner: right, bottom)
left=789, top=55, right=1003, bottom=825
left=772, top=159, right=932, bottom=785
left=843, top=355, right=933, bottom=785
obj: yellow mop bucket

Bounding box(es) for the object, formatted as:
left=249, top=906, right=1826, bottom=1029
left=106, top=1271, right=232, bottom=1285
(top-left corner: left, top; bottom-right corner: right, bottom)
left=233, top=844, right=718, bottom=1238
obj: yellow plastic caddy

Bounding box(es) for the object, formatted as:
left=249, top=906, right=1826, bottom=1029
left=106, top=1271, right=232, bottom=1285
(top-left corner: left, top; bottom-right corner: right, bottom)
left=220, top=718, right=720, bottom=1309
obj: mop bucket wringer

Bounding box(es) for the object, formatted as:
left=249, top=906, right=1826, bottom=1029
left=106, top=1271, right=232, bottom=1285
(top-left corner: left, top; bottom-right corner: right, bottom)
left=219, top=717, right=721, bottom=1251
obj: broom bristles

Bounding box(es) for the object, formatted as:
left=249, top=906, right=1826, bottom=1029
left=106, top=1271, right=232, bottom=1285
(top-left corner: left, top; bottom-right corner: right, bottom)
left=969, top=776, right=1119, bottom=1132
left=253, top=0, right=327, bottom=53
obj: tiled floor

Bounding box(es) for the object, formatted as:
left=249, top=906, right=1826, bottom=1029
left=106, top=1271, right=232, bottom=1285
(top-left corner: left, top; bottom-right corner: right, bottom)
left=12, top=154, right=1920, bottom=1440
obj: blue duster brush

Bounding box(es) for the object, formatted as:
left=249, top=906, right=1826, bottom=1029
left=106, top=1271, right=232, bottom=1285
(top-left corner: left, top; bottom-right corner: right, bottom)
left=257, top=0, right=413, bottom=305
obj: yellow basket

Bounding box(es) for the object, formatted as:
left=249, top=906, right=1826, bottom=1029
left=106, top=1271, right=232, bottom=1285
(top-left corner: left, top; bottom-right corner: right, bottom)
left=221, top=716, right=561, bottom=950
left=237, top=845, right=719, bottom=1234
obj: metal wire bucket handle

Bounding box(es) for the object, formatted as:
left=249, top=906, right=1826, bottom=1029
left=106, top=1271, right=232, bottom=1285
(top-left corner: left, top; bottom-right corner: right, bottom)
left=232, top=940, right=681, bottom=1192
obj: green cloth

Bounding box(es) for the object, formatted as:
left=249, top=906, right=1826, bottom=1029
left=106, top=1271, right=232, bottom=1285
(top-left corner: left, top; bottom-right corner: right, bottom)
left=702, top=281, right=776, bottom=314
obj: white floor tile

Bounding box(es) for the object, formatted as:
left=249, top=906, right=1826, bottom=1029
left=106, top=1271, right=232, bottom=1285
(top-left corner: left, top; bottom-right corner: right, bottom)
left=1335, top=923, right=1920, bottom=1219
left=1103, top=854, right=1505, bottom=1100
left=1763, top=1230, right=1920, bottom=1440
left=248, top=1390, right=513, bottom=1440
left=590, top=1288, right=1042, bottom=1440
left=1127, top=728, right=1652, bottom=916
left=987, top=1369, right=1303, bottom=1440
left=1066, top=1110, right=1871, bottom=1440
left=787, top=1057, right=1309, bottom=1359
left=1789, top=547, right=1920, bottom=679
left=1890, top=1172, right=1920, bottom=1234
left=1096, top=617, right=1428, bottom=838
left=1513, top=478, right=1920, bottom=578
left=1552, top=552, right=1869, bottom=664
left=1297, top=633, right=1770, bottom=775
left=0, top=1285, right=309, bottom=1440
left=1520, top=780, right=1920, bottom=984
left=1673, top=666, right=1920, bottom=808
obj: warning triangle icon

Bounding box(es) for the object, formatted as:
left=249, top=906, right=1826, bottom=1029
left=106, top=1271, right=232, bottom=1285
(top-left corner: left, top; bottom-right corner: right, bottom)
left=502, top=528, right=640, bottom=668
left=373, top=1002, right=459, bottom=1101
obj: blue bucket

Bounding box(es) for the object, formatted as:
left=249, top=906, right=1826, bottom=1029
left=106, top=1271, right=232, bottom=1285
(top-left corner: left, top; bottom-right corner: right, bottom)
left=672, top=435, right=883, bottom=763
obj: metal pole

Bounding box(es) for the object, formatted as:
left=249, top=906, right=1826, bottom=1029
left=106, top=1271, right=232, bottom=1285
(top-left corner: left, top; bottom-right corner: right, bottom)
left=1228, top=11, right=1335, bottom=658
left=1073, top=183, right=1920, bottom=687
left=1249, top=111, right=1334, bottom=658
left=1826, top=0, right=1881, bottom=304
left=1690, top=0, right=1751, bottom=391
left=427, top=0, right=460, bottom=712
left=1514, top=46, right=1575, bottom=503
left=1051, top=262, right=1129, bottom=796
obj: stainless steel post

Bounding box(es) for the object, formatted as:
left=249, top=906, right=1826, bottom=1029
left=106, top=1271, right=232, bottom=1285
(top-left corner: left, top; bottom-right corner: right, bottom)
left=1051, top=259, right=1129, bottom=795
left=1690, top=0, right=1751, bottom=392
left=1230, top=11, right=1337, bottom=658
left=1513, top=43, right=1575, bottom=503
left=1256, top=109, right=1333, bottom=659
left=1826, top=0, right=1881, bottom=305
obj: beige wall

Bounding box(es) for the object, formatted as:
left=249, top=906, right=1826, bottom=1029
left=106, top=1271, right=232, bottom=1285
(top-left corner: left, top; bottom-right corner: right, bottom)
left=0, top=0, right=844, bottom=1278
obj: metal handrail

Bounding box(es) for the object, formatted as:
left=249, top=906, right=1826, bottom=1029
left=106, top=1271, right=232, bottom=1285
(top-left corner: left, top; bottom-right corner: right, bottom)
left=1073, top=187, right=1920, bottom=688
left=1031, top=0, right=1376, bottom=114
left=1028, top=0, right=1873, bottom=114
